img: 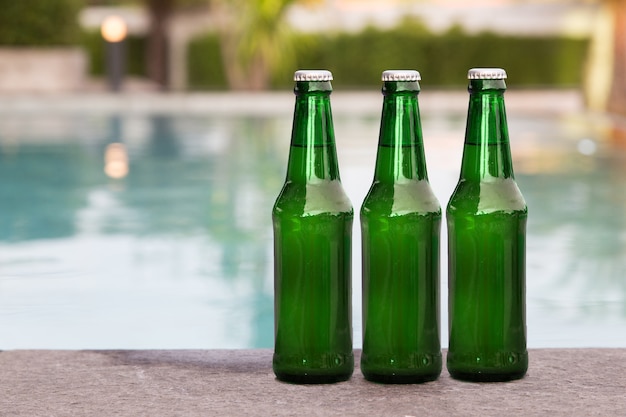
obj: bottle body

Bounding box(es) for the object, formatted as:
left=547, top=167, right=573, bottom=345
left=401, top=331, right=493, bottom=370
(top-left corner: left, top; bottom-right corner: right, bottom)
left=272, top=72, right=354, bottom=383
left=446, top=71, right=528, bottom=382
left=361, top=182, right=441, bottom=383
left=360, top=73, right=441, bottom=383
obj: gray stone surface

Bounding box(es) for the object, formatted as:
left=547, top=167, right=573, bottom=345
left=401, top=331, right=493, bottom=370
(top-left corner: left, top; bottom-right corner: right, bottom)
left=2, top=349, right=625, bottom=416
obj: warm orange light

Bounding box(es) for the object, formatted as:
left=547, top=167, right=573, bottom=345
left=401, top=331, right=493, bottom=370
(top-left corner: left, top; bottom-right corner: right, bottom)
left=101, top=15, right=128, bottom=43
left=104, top=143, right=129, bottom=179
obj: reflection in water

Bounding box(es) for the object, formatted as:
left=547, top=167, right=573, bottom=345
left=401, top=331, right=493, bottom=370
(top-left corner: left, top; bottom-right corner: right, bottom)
left=0, top=111, right=625, bottom=348
left=0, top=142, right=90, bottom=241
left=147, top=115, right=180, bottom=158
left=104, top=143, right=129, bottom=179
left=0, top=114, right=283, bottom=349
left=512, top=115, right=626, bottom=346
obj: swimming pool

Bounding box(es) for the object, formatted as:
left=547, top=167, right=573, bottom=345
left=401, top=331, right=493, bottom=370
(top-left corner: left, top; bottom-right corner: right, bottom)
left=0, top=92, right=624, bottom=349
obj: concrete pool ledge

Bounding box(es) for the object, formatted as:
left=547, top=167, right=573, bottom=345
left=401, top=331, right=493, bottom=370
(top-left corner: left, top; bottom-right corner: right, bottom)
left=2, top=349, right=625, bottom=416
left=0, top=89, right=584, bottom=116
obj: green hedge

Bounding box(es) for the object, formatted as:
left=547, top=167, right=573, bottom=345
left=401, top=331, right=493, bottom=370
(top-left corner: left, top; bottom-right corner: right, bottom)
left=0, top=0, right=83, bottom=46
left=187, top=34, right=228, bottom=89
left=76, top=18, right=590, bottom=89
left=188, top=20, right=589, bottom=90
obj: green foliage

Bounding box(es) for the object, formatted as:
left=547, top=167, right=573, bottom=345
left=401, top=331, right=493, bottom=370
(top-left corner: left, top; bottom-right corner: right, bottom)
left=188, top=19, right=589, bottom=90
left=187, top=34, right=228, bottom=89
left=210, top=0, right=301, bottom=89
left=0, top=0, right=83, bottom=46
left=81, top=31, right=148, bottom=76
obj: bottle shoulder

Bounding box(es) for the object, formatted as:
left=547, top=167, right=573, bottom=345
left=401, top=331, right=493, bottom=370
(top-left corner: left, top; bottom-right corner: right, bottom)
left=273, top=180, right=353, bottom=217
left=361, top=180, right=441, bottom=217
left=446, top=178, right=527, bottom=215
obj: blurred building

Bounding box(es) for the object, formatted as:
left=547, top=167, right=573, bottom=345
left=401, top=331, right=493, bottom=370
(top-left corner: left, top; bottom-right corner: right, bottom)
left=288, top=0, right=597, bottom=37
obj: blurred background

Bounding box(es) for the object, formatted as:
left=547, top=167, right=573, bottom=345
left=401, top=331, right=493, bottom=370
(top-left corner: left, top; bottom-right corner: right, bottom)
left=0, top=0, right=625, bottom=350
left=0, top=0, right=618, bottom=97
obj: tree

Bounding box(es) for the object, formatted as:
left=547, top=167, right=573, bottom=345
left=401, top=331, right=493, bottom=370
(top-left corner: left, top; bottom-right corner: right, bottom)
left=606, top=0, right=626, bottom=114
left=145, top=0, right=174, bottom=89
left=586, top=0, right=626, bottom=114
left=144, top=0, right=207, bottom=89
left=210, top=0, right=313, bottom=90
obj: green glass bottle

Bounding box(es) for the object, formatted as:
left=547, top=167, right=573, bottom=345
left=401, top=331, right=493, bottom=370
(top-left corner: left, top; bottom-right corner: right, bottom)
left=446, top=68, right=528, bottom=382
left=360, top=70, right=442, bottom=384
left=272, top=70, right=354, bottom=384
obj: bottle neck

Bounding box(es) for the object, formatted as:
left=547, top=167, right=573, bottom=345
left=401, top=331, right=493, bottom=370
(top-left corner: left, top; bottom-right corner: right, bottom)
left=286, top=81, right=340, bottom=182
left=374, top=81, right=428, bottom=182
left=460, top=79, right=515, bottom=181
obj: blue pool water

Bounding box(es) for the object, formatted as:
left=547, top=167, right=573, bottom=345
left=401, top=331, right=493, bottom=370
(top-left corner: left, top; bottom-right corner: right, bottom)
left=0, top=96, right=625, bottom=349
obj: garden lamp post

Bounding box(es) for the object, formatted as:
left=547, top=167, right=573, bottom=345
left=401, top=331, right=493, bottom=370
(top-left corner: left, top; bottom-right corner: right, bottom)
left=101, top=15, right=128, bottom=92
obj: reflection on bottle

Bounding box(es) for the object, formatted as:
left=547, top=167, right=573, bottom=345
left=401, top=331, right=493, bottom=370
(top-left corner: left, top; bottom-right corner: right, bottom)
left=104, top=142, right=129, bottom=179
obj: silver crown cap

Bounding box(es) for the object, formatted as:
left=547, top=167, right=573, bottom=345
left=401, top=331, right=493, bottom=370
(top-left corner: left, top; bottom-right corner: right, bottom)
left=382, top=70, right=421, bottom=81
left=468, top=68, right=507, bottom=80
left=294, top=70, right=333, bottom=81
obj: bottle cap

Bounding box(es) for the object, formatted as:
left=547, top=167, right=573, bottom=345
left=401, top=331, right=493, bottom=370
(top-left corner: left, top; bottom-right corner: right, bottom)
left=294, top=70, right=333, bottom=81
left=382, top=70, right=421, bottom=81
left=468, top=68, right=507, bottom=80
